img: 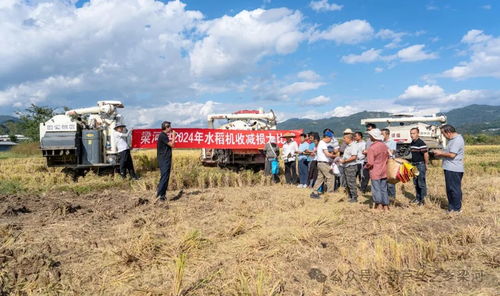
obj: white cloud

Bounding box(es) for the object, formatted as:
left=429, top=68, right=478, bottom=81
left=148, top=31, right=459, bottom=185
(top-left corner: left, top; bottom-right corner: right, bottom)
left=291, top=84, right=500, bottom=120
left=481, top=4, right=492, bottom=10
left=279, top=81, right=325, bottom=96
left=442, top=30, right=500, bottom=79
left=329, top=105, right=359, bottom=117
left=309, top=0, right=343, bottom=12
left=305, top=95, right=331, bottom=106
left=0, top=75, right=84, bottom=106
left=376, top=29, right=406, bottom=48
left=398, top=84, right=445, bottom=100
left=375, top=67, right=384, bottom=73
left=0, top=0, right=308, bottom=112
left=310, top=19, right=374, bottom=44
left=341, top=44, right=437, bottom=64
left=461, top=29, right=491, bottom=43
left=0, top=0, right=202, bottom=109
left=396, top=44, right=438, bottom=62
left=297, top=70, right=321, bottom=81
left=396, top=84, right=500, bottom=108
left=190, top=8, right=305, bottom=78
left=123, top=100, right=229, bottom=128
left=342, top=48, right=382, bottom=64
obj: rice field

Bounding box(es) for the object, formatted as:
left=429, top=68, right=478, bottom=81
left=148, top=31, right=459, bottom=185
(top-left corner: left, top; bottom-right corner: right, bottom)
left=0, top=145, right=498, bottom=295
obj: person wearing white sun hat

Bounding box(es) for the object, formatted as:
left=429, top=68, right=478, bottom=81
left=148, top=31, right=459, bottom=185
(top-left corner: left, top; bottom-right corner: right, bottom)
left=365, top=129, right=390, bottom=211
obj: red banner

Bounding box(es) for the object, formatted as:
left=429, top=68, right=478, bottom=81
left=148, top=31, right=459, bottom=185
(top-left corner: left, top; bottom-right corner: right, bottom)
left=132, top=128, right=304, bottom=149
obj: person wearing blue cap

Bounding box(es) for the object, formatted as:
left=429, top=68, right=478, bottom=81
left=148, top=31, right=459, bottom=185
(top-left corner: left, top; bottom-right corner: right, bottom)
left=310, top=131, right=336, bottom=199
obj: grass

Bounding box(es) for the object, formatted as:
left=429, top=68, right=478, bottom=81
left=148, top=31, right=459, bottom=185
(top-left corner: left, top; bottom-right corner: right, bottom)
left=0, top=145, right=498, bottom=295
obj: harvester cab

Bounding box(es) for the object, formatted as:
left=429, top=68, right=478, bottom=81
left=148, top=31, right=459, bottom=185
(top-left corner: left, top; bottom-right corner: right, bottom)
left=360, top=114, right=447, bottom=159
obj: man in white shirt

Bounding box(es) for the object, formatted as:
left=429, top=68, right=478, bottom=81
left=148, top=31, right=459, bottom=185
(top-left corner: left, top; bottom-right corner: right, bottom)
left=113, top=124, right=138, bottom=180
left=281, top=133, right=298, bottom=184
left=310, top=131, right=337, bottom=199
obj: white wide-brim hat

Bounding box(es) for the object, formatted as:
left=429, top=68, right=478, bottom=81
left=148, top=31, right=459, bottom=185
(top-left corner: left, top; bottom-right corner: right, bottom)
left=368, top=128, right=384, bottom=141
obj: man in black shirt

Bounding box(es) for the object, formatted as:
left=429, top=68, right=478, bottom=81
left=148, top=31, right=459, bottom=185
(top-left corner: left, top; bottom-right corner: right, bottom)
left=157, top=121, right=176, bottom=201
left=410, top=128, right=429, bottom=205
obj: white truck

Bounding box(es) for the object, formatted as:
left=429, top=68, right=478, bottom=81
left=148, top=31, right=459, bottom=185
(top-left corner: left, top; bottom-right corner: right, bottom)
left=201, top=109, right=277, bottom=170
left=361, top=114, right=447, bottom=159
left=39, top=101, right=126, bottom=174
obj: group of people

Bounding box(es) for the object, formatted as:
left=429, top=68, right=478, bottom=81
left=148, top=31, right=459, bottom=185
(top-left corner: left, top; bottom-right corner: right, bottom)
left=263, top=124, right=465, bottom=212
left=113, top=121, right=465, bottom=212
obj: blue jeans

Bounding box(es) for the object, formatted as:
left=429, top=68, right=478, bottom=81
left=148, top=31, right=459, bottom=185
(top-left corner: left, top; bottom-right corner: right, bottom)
left=387, top=183, right=396, bottom=198
left=413, top=162, right=427, bottom=202
left=444, top=170, right=463, bottom=211
left=298, top=158, right=309, bottom=185
left=372, top=178, right=389, bottom=205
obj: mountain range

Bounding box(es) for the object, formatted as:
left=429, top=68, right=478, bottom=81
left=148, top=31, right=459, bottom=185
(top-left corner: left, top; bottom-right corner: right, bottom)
left=277, top=104, right=500, bottom=135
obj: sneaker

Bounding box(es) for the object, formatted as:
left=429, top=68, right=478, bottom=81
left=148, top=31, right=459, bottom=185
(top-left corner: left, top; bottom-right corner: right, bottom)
left=297, top=184, right=303, bottom=188
left=157, top=196, right=166, bottom=202
left=310, top=192, right=321, bottom=199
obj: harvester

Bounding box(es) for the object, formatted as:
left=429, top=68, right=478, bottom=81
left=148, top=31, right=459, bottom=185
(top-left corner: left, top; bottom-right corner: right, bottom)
left=201, top=109, right=277, bottom=170
left=360, top=114, right=447, bottom=159
left=39, top=101, right=126, bottom=175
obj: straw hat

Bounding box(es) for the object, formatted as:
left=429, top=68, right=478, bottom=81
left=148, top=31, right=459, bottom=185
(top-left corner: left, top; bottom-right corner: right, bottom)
left=343, top=128, right=353, bottom=134
left=280, top=132, right=296, bottom=138
left=114, top=124, right=126, bottom=129
left=368, top=128, right=384, bottom=141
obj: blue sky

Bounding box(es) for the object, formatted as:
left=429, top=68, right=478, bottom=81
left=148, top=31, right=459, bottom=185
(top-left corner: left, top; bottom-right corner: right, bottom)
left=1, top=0, right=499, bottom=127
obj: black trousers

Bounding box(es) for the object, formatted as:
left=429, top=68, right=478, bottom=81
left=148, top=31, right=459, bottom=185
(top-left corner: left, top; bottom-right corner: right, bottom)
left=284, top=161, right=297, bottom=184
left=119, top=149, right=136, bottom=178
left=444, top=170, right=463, bottom=211
left=157, top=160, right=172, bottom=198
left=307, top=160, right=318, bottom=187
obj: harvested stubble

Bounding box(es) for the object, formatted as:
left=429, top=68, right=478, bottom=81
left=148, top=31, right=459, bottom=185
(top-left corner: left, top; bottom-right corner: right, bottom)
left=0, top=146, right=498, bottom=295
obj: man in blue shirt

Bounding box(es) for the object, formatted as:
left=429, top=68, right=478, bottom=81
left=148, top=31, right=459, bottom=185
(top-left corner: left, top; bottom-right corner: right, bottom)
left=433, top=124, right=465, bottom=212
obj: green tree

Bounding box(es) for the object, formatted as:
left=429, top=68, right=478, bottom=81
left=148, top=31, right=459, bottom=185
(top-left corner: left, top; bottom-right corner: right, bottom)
left=17, top=104, right=55, bottom=142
